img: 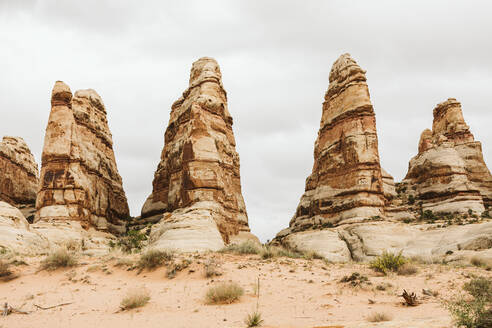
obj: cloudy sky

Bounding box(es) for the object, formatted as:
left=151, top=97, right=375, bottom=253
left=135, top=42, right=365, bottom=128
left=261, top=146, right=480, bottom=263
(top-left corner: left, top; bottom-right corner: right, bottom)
left=1, top=0, right=491, bottom=241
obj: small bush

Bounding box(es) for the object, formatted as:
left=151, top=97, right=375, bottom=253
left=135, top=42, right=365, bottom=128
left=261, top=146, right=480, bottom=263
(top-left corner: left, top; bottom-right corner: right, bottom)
left=120, top=288, right=150, bottom=310
left=204, top=259, right=221, bottom=278
left=340, top=272, right=370, bottom=287
left=245, top=311, right=264, bottom=327
left=370, top=251, right=406, bottom=274
left=137, top=249, right=173, bottom=270
left=41, top=249, right=77, bottom=270
left=166, top=259, right=191, bottom=279
left=408, top=194, right=415, bottom=205
left=118, top=229, right=148, bottom=253
left=397, top=263, right=418, bottom=276
left=205, top=282, right=244, bottom=304
left=219, top=241, right=261, bottom=255
left=302, top=250, right=324, bottom=260
left=445, top=277, right=492, bottom=328
left=367, top=312, right=392, bottom=322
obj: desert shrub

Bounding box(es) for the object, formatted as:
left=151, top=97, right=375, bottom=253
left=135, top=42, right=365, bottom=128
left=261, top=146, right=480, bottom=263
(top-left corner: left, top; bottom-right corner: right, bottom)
left=421, top=210, right=438, bottom=223
left=471, top=257, right=492, bottom=270
left=367, top=312, right=392, bottom=322
left=137, top=249, right=173, bottom=270
left=117, top=229, right=148, bottom=253
left=408, top=194, right=415, bottom=205
left=41, top=249, right=77, bottom=270
left=275, top=248, right=302, bottom=259
left=205, top=282, right=244, bottom=304
left=204, top=259, right=221, bottom=278
left=219, top=241, right=261, bottom=255
left=445, top=277, right=492, bottom=328
left=301, top=250, right=324, bottom=260
left=0, top=260, right=12, bottom=277
left=370, top=251, right=406, bottom=274
left=397, top=263, right=418, bottom=276
left=245, top=311, right=264, bottom=327
left=120, top=288, right=150, bottom=310
left=166, top=259, right=191, bottom=279
left=340, top=272, right=370, bottom=287
left=481, top=210, right=490, bottom=219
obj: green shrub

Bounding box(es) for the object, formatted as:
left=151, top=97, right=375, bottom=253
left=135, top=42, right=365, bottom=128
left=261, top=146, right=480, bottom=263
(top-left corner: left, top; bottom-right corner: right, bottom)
left=445, top=277, right=492, bottom=328
left=408, top=194, right=415, bottom=205
left=205, top=282, right=244, bottom=304
left=120, top=288, right=150, bottom=310
left=137, top=249, right=173, bottom=270
left=41, top=249, right=77, bottom=270
left=117, top=229, right=148, bottom=253
left=245, top=311, right=264, bottom=327
left=370, top=251, right=406, bottom=274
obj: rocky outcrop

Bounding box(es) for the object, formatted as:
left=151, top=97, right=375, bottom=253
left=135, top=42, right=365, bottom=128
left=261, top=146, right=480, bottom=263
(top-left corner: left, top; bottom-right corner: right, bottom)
left=281, top=53, right=385, bottom=237
left=278, top=220, right=492, bottom=263
left=36, top=81, right=130, bottom=234
left=142, top=57, right=256, bottom=251
left=0, top=136, right=39, bottom=208
left=0, top=201, right=48, bottom=254
left=401, top=98, right=492, bottom=214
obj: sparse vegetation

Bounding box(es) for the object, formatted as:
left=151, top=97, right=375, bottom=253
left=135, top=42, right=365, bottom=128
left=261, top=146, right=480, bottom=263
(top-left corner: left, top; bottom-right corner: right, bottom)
left=219, top=241, right=261, bottom=255
left=0, top=260, right=16, bottom=281
left=471, top=257, right=492, bottom=270
left=370, top=251, right=406, bottom=274
left=301, top=250, right=324, bottom=260
left=340, top=272, right=370, bottom=287
left=41, top=249, right=77, bottom=271
left=445, top=277, right=492, bottom=328
left=166, top=258, right=191, bottom=279
left=205, top=282, right=244, bottom=304
left=367, top=312, right=392, bottom=322
left=120, top=288, right=151, bottom=310
left=137, top=249, right=173, bottom=270
left=204, top=258, right=221, bottom=278
left=117, top=229, right=148, bottom=253
left=408, top=194, right=415, bottom=205
left=397, top=263, right=418, bottom=276
left=245, top=311, right=264, bottom=327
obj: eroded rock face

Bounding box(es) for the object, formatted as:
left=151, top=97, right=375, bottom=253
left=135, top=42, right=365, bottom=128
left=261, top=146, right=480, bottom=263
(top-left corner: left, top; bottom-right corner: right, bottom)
left=36, top=81, right=130, bottom=233
left=401, top=98, right=492, bottom=214
left=284, top=53, right=385, bottom=235
left=0, top=136, right=39, bottom=207
left=142, top=57, right=256, bottom=250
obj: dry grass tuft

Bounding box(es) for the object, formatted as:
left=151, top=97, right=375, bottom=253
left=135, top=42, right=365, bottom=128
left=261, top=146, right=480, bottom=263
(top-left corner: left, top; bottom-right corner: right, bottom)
left=245, top=310, right=264, bottom=327
left=397, top=263, right=418, bottom=276
left=219, top=241, right=261, bottom=255
left=367, top=312, right=392, bottom=322
left=41, top=249, right=77, bottom=271
left=204, top=259, right=221, bottom=278
left=137, top=249, right=173, bottom=270
left=205, top=282, right=244, bottom=304
left=120, top=288, right=150, bottom=310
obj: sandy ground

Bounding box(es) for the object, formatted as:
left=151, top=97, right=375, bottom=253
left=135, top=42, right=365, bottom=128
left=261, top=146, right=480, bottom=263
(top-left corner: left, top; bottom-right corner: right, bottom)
left=0, top=251, right=490, bottom=328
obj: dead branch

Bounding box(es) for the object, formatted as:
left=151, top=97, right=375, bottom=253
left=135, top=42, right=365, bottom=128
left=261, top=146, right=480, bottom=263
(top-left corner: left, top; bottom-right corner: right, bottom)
left=34, top=302, right=73, bottom=310
left=399, top=289, right=418, bottom=306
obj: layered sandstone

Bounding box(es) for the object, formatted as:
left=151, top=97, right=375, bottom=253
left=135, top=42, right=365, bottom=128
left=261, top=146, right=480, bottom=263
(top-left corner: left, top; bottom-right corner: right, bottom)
left=36, top=81, right=130, bottom=234
left=284, top=53, right=385, bottom=235
left=401, top=98, right=492, bottom=214
left=143, top=57, right=256, bottom=251
left=0, top=136, right=39, bottom=207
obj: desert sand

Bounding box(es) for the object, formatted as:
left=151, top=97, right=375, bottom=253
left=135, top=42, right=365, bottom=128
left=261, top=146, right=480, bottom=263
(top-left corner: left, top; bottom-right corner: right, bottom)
left=1, top=251, right=490, bottom=328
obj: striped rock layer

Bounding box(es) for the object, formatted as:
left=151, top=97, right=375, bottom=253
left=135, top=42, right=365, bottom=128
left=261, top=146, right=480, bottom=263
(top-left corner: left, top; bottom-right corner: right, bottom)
left=142, top=57, right=256, bottom=250
left=36, top=81, right=129, bottom=233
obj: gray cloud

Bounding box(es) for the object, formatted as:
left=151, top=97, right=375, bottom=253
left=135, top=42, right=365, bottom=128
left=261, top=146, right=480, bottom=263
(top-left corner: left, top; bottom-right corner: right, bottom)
left=1, top=0, right=492, bottom=242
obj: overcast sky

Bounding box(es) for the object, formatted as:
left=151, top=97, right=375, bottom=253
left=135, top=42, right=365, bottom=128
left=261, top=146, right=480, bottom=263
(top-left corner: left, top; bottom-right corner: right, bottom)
left=1, top=0, right=491, bottom=242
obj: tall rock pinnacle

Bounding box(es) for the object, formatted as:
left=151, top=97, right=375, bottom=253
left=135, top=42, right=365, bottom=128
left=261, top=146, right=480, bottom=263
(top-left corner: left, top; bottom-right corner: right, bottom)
left=36, top=81, right=130, bottom=233
left=284, top=53, right=385, bottom=234
left=402, top=98, right=492, bottom=213
left=142, top=57, right=257, bottom=251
